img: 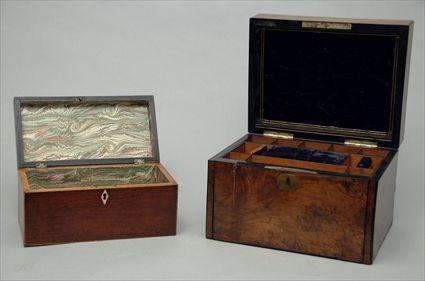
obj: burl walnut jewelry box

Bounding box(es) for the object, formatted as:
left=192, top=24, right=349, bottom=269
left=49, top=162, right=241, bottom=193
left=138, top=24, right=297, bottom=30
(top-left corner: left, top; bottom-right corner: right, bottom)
left=206, top=14, right=413, bottom=264
left=14, top=96, right=178, bottom=246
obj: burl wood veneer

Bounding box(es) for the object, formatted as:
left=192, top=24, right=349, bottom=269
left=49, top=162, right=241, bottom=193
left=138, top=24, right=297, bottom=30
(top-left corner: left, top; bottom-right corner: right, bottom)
left=206, top=136, right=397, bottom=264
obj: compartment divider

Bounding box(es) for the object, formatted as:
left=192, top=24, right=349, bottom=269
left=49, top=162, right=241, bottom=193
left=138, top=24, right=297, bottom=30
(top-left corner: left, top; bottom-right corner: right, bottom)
left=224, top=137, right=389, bottom=176
left=250, top=154, right=349, bottom=174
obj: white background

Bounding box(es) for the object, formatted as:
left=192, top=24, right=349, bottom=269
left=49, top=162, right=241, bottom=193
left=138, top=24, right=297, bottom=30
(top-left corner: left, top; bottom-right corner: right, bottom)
left=1, top=1, right=424, bottom=280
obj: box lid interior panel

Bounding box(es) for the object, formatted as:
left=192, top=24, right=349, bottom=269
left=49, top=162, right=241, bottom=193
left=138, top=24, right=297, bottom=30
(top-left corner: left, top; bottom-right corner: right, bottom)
left=248, top=15, right=412, bottom=148
left=14, top=96, right=159, bottom=168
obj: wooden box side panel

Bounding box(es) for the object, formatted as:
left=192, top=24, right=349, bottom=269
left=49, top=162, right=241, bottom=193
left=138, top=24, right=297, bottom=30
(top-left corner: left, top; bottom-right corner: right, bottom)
left=210, top=161, right=370, bottom=263
left=206, top=161, right=215, bottom=239
left=18, top=177, right=25, bottom=243
left=24, top=185, right=177, bottom=246
left=206, top=161, right=239, bottom=241
left=361, top=180, right=378, bottom=264
left=373, top=153, right=398, bottom=258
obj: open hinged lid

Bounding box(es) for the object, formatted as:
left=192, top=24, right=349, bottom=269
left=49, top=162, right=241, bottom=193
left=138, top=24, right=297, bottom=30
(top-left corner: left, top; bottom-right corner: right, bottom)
left=14, top=96, right=159, bottom=168
left=248, top=14, right=413, bottom=148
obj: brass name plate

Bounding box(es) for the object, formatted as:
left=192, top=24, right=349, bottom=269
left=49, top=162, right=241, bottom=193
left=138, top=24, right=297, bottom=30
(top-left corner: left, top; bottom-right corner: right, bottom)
left=302, top=21, right=352, bottom=30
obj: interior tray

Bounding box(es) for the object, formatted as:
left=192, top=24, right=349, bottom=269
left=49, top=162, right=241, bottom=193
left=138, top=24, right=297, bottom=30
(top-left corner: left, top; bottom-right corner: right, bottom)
left=225, top=136, right=389, bottom=176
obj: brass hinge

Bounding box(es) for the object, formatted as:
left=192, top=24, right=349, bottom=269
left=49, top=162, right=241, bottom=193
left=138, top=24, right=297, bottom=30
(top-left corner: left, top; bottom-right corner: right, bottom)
left=35, top=162, right=47, bottom=169
left=134, top=159, right=145, bottom=165
left=344, top=139, right=378, bottom=148
left=263, top=130, right=293, bottom=140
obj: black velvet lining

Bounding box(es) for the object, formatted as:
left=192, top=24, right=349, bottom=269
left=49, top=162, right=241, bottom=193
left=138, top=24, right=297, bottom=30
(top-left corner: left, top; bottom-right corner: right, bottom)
left=256, top=146, right=348, bottom=165
left=262, top=29, right=396, bottom=132
left=357, top=156, right=372, bottom=168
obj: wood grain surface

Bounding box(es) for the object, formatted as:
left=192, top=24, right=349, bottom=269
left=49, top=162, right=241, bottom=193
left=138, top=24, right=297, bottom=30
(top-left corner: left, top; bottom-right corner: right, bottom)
left=19, top=164, right=178, bottom=246
left=208, top=161, right=371, bottom=263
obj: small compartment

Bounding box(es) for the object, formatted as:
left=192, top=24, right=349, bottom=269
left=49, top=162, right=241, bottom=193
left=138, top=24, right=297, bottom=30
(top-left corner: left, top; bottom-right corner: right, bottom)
left=361, top=147, right=390, bottom=157
left=227, top=152, right=251, bottom=161
left=233, top=142, right=265, bottom=154
left=330, top=144, right=362, bottom=154
left=347, top=154, right=384, bottom=176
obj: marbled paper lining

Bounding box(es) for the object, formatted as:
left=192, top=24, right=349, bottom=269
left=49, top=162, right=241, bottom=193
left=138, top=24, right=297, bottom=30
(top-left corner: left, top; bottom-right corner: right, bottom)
left=26, top=165, right=168, bottom=190
left=21, top=102, right=153, bottom=162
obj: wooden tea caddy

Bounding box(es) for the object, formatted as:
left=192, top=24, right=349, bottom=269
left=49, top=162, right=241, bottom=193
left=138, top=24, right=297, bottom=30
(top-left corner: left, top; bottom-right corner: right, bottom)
left=14, top=96, right=178, bottom=246
left=206, top=14, right=413, bottom=264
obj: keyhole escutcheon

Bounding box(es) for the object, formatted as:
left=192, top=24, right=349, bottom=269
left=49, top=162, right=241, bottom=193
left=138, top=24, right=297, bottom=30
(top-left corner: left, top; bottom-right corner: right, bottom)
left=277, top=174, right=298, bottom=191
left=101, top=190, right=109, bottom=205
